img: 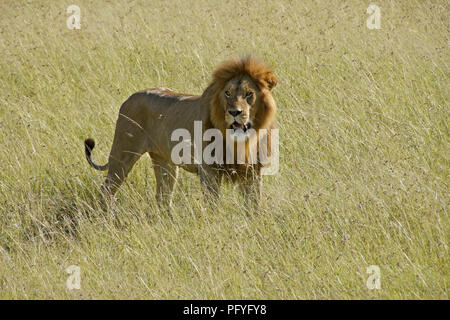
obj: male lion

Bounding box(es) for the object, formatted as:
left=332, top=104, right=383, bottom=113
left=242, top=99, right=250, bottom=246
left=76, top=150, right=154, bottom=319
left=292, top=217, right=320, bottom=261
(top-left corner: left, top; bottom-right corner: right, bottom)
left=84, top=55, right=277, bottom=210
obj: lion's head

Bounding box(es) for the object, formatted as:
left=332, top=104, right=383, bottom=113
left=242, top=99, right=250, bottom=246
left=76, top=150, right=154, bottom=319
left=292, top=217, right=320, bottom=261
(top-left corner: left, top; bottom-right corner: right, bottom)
left=205, top=56, right=277, bottom=137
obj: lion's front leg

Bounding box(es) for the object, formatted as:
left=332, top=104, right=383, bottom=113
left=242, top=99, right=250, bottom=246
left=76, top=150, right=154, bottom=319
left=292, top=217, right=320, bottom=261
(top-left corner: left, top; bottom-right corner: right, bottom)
left=199, top=165, right=222, bottom=207
left=243, top=171, right=263, bottom=214
left=152, top=157, right=178, bottom=211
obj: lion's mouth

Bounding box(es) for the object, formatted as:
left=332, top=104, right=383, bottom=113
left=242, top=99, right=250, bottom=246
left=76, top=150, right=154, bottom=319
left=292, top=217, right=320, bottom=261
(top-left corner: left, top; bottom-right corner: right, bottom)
left=230, top=121, right=251, bottom=133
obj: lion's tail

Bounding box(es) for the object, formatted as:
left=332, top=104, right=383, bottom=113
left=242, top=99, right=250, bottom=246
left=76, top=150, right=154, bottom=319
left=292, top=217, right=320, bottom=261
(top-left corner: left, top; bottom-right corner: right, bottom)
left=84, top=138, right=109, bottom=171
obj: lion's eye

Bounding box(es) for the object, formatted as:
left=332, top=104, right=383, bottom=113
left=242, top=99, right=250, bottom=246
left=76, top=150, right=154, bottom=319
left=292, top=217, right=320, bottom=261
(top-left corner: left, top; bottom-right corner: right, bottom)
left=225, top=91, right=231, bottom=98
left=245, top=91, right=254, bottom=99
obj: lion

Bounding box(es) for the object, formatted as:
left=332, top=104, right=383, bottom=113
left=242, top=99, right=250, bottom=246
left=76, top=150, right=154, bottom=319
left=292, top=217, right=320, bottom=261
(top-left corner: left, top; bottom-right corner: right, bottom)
left=84, top=55, right=277, bottom=210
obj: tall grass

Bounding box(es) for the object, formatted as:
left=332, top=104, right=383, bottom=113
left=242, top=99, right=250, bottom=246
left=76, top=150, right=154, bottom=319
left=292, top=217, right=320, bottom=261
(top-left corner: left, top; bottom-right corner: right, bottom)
left=0, top=0, right=448, bottom=299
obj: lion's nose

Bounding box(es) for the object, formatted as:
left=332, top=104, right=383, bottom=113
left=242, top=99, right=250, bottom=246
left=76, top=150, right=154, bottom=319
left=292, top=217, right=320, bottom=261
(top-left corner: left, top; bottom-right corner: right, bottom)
left=228, top=110, right=242, bottom=117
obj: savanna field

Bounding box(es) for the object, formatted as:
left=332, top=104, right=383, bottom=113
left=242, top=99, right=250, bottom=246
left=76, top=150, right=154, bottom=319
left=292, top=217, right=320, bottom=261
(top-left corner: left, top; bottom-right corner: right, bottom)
left=0, top=0, right=448, bottom=299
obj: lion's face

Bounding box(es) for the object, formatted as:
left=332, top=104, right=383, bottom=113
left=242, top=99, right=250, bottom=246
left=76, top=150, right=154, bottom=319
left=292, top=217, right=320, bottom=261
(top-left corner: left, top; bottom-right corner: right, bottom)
left=220, top=74, right=260, bottom=136
left=208, top=56, right=277, bottom=140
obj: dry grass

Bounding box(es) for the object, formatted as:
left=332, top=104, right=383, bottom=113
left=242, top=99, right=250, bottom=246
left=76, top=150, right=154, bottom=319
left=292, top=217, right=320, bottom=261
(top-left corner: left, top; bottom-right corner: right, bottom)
left=0, top=0, right=448, bottom=299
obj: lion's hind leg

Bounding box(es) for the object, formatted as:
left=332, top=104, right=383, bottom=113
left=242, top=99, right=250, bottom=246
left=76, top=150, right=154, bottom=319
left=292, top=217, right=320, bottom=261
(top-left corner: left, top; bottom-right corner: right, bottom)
left=102, top=151, right=144, bottom=198
left=101, top=117, right=148, bottom=198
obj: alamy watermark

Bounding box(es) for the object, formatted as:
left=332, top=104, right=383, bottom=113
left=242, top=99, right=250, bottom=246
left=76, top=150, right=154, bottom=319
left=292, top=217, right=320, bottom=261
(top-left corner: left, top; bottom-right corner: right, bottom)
left=170, top=121, right=279, bottom=175
left=366, top=4, right=381, bottom=30
left=366, top=265, right=381, bottom=290
left=66, top=5, right=81, bottom=30
left=66, top=265, right=81, bottom=290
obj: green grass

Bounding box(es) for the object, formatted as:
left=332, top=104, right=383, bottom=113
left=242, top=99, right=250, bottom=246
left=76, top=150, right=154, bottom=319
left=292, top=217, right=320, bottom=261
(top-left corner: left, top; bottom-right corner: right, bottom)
left=0, top=0, right=448, bottom=299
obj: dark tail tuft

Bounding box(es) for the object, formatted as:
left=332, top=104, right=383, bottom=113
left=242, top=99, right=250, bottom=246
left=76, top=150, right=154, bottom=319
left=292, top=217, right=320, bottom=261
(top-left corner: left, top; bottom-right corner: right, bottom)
left=84, top=138, right=95, bottom=156
left=84, top=138, right=109, bottom=171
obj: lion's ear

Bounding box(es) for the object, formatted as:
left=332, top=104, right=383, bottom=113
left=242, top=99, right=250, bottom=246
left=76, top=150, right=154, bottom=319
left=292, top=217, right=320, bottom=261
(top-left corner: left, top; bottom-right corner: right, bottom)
left=265, top=72, right=277, bottom=91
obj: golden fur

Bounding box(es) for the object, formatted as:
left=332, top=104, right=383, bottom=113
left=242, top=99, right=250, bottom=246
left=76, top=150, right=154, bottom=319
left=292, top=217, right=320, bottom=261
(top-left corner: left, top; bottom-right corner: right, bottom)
left=84, top=55, right=277, bottom=209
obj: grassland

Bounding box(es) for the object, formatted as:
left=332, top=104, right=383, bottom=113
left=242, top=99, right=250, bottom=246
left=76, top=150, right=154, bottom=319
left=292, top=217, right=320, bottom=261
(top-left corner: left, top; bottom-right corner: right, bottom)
left=0, top=0, right=448, bottom=299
